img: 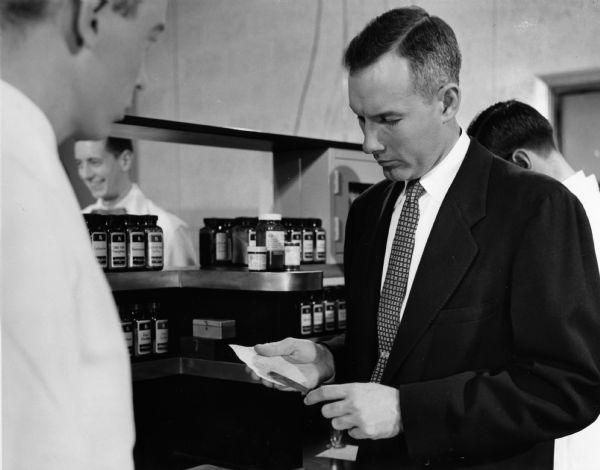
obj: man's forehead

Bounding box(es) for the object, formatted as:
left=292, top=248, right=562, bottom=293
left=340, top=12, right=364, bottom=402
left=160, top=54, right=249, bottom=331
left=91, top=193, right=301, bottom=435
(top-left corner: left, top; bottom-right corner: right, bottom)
left=75, top=140, right=107, bottom=157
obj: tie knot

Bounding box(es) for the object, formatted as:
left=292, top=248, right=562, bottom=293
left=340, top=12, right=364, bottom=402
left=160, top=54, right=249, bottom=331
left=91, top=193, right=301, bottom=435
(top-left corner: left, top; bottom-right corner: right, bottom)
left=405, top=179, right=425, bottom=203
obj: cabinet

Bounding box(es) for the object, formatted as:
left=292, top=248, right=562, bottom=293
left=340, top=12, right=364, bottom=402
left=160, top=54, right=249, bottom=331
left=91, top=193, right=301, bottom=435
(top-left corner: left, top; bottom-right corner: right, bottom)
left=106, top=114, right=366, bottom=469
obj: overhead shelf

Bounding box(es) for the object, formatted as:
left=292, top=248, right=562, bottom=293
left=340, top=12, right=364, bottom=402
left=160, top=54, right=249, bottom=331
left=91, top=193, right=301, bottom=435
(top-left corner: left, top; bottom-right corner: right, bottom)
left=111, top=115, right=362, bottom=153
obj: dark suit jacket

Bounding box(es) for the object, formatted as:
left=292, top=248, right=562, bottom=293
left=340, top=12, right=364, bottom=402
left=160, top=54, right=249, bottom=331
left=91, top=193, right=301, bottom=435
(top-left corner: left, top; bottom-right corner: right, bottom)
left=332, top=140, right=600, bottom=469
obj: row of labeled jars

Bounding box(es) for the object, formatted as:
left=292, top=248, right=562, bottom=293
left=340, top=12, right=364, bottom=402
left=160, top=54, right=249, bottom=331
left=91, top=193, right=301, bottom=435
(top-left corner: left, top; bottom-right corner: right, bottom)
left=199, top=214, right=327, bottom=271
left=299, top=286, right=347, bottom=336
left=83, top=214, right=164, bottom=272
left=119, top=301, right=169, bottom=358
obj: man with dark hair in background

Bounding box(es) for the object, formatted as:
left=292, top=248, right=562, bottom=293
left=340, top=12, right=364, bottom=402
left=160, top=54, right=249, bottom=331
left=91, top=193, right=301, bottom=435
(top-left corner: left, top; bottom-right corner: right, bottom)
left=469, top=99, right=600, bottom=470
left=1, top=0, right=166, bottom=468
left=75, top=137, right=199, bottom=268
left=250, top=6, right=600, bottom=469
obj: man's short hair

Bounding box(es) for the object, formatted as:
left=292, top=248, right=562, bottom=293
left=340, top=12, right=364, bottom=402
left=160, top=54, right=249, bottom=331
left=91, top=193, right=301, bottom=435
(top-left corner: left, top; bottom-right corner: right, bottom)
left=343, top=6, right=461, bottom=99
left=104, top=137, right=134, bottom=157
left=1, top=0, right=141, bottom=27
left=467, top=100, right=557, bottom=161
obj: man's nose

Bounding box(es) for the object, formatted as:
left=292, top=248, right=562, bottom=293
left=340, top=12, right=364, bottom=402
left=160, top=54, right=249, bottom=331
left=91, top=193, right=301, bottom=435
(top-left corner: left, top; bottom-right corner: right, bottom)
left=79, top=163, right=93, bottom=180
left=362, top=122, right=385, bottom=155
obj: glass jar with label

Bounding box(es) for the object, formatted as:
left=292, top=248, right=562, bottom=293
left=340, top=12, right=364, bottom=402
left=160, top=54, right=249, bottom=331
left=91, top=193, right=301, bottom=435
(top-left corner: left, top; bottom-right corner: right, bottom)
left=144, top=215, right=164, bottom=271
left=119, top=304, right=133, bottom=357
left=300, top=218, right=315, bottom=264
left=311, top=291, right=324, bottom=334
left=232, top=217, right=258, bottom=266
left=199, top=218, right=218, bottom=267
left=84, top=213, right=108, bottom=271
left=107, top=215, right=127, bottom=272
left=256, top=213, right=285, bottom=271
left=312, top=218, right=327, bottom=263
left=335, top=286, right=347, bottom=331
left=148, top=301, right=168, bottom=355
left=323, top=287, right=336, bottom=332
left=214, top=218, right=232, bottom=266
left=247, top=245, right=267, bottom=271
left=131, top=303, right=152, bottom=358
left=125, top=215, right=146, bottom=271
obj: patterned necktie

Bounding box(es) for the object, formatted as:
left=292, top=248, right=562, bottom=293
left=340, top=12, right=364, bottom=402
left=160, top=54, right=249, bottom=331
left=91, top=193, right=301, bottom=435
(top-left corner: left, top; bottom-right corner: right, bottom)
left=371, top=179, right=426, bottom=383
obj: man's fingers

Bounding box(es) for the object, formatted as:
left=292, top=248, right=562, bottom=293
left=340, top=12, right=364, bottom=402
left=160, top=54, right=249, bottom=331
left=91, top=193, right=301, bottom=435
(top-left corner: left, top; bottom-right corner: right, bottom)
left=347, top=427, right=367, bottom=440
left=254, top=337, right=297, bottom=357
left=304, top=384, right=348, bottom=405
left=321, top=399, right=347, bottom=419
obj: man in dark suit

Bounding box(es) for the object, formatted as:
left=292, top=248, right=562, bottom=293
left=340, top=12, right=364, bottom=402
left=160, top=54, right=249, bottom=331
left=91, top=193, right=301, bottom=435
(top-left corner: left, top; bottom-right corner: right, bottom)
left=251, top=7, right=600, bottom=469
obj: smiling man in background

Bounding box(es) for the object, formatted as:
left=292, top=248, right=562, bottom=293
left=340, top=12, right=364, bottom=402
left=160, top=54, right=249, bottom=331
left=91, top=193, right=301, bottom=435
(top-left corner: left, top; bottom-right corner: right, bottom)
left=1, top=0, right=166, bottom=468
left=75, top=137, right=198, bottom=268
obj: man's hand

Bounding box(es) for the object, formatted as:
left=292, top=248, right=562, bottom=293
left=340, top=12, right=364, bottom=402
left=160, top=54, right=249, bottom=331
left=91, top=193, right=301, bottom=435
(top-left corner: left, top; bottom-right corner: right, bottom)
left=304, top=382, right=402, bottom=440
left=248, top=337, right=335, bottom=391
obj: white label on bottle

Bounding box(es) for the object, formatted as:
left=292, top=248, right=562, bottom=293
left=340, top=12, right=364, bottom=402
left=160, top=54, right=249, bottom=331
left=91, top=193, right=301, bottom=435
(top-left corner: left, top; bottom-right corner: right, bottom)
left=316, top=233, right=326, bottom=261
left=91, top=232, right=108, bottom=267
left=153, top=319, right=169, bottom=354
left=215, top=232, right=228, bottom=260
left=128, top=232, right=145, bottom=267
left=248, top=229, right=256, bottom=247
left=135, top=320, right=152, bottom=356
left=248, top=252, right=267, bottom=271
left=284, top=243, right=301, bottom=267
left=313, top=304, right=324, bottom=333
left=301, top=304, right=312, bottom=335
left=337, top=300, right=347, bottom=330
left=147, top=233, right=164, bottom=267
left=324, top=301, right=335, bottom=331
left=265, top=231, right=285, bottom=251
left=122, top=321, right=133, bottom=355
left=110, top=233, right=126, bottom=267
left=302, top=231, right=314, bottom=261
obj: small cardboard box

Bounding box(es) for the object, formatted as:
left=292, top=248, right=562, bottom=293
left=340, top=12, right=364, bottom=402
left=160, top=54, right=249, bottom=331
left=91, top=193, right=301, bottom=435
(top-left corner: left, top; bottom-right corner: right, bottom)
left=193, top=318, right=236, bottom=339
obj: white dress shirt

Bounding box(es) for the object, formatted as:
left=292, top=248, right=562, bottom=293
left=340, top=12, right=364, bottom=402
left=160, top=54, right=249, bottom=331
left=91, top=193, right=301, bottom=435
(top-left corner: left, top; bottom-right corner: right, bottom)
left=1, top=80, right=135, bottom=470
left=84, top=183, right=199, bottom=269
left=381, top=131, right=470, bottom=323
left=554, top=170, right=600, bottom=470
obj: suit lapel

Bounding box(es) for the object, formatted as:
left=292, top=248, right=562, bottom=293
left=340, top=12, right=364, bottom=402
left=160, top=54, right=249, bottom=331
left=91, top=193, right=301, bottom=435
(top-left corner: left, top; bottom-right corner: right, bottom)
left=381, top=141, right=492, bottom=382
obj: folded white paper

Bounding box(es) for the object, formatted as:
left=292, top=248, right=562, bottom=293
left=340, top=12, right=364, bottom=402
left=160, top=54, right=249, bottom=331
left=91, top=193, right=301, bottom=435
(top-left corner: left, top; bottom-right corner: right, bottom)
left=230, top=344, right=309, bottom=389
left=315, top=445, right=359, bottom=461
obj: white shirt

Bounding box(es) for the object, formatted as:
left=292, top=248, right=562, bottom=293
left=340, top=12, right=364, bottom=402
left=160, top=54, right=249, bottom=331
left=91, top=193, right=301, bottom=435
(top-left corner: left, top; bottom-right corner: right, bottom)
left=554, top=170, right=600, bottom=470
left=381, top=131, right=470, bottom=323
left=83, top=183, right=199, bottom=269
left=1, top=80, right=135, bottom=470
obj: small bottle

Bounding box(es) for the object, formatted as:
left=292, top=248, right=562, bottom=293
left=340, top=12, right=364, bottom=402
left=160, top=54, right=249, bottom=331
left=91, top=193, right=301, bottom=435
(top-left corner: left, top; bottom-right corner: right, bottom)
left=149, top=301, right=169, bottom=355
left=323, top=287, right=336, bottom=332
left=256, top=213, right=285, bottom=271
left=313, top=218, right=327, bottom=264
left=199, top=218, right=218, bottom=267
left=144, top=215, right=164, bottom=271
left=125, top=215, right=146, bottom=271
left=300, top=218, right=314, bottom=264
left=107, top=215, right=127, bottom=272
left=214, top=218, right=232, bottom=266
left=119, top=304, right=133, bottom=357
left=231, top=217, right=258, bottom=266
left=132, top=303, right=152, bottom=357
left=284, top=241, right=301, bottom=271
left=84, top=213, right=108, bottom=270
left=299, top=300, right=313, bottom=336
left=336, top=286, right=347, bottom=331
left=311, top=292, right=324, bottom=334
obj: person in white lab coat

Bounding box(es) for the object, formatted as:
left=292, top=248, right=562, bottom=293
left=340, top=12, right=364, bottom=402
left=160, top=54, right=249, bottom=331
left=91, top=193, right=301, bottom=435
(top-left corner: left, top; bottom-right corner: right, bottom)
left=75, top=138, right=199, bottom=268
left=1, top=1, right=166, bottom=469
left=468, top=99, right=600, bottom=470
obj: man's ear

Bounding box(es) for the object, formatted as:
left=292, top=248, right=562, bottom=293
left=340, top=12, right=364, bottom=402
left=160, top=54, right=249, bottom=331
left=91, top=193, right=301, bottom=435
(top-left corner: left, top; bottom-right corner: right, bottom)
left=71, top=0, right=106, bottom=50
left=437, top=83, right=460, bottom=123
left=118, top=150, right=134, bottom=172
left=511, top=149, right=532, bottom=169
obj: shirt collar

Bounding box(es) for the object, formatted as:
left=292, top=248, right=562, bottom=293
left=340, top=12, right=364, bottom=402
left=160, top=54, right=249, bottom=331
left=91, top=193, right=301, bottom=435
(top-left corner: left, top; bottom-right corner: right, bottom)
left=395, top=130, right=470, bottom=206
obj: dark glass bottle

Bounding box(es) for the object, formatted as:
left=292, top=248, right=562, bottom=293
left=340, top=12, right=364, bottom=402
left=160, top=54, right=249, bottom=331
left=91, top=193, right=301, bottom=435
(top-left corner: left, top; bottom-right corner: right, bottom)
left=107, top=215, right=127, bottom=272
left=199, top=218, right=218, bottom=268
left=84, top=213, right=108, bottom=271
left=149, top=301, right=169, bottom=355
left=144, top=215, right=164, bottom=271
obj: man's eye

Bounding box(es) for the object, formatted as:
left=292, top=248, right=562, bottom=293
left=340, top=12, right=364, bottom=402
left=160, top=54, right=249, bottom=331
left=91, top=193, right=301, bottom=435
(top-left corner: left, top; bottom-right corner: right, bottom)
left=383, top=119, right=401, bottom=126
